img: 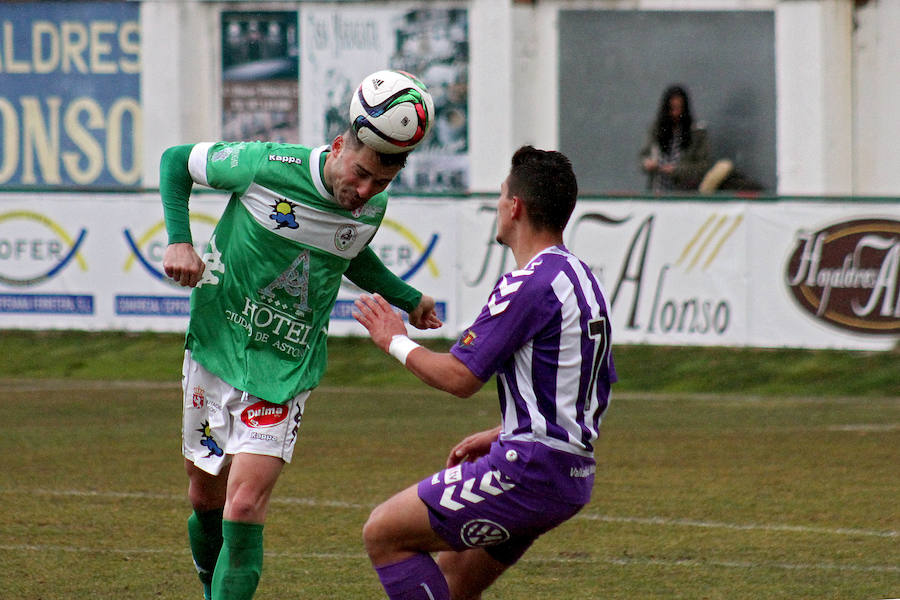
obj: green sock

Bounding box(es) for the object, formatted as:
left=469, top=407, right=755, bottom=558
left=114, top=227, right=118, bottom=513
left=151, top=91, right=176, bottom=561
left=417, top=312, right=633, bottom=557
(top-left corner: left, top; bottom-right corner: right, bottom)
left=187, top=509, right=224, bottom=600
left=211, top=520, right=264, bottom=600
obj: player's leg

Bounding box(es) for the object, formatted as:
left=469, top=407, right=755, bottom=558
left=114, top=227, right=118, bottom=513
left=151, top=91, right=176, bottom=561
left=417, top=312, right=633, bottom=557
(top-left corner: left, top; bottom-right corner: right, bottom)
left=364, top=484, right=454, bottom=600
left=209, top=452, right=284, bottom=600
left=185, top=460, right=229, bottom=600
left=186, top=460, right=228, bottom=598
left=183, top=349, right=233, bottom=600
left=437, top=549, right=509, bottom=600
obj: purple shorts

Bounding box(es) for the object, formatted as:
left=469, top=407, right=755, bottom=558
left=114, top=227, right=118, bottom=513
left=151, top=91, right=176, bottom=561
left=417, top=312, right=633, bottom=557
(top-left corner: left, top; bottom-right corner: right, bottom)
left=417, top=439, right=595, bottom=565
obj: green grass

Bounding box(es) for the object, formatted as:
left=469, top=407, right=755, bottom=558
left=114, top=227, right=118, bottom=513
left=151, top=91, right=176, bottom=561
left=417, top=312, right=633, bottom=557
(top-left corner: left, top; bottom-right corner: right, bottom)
left=1, top=329, right=898, bottom=396
left=0, top=331, right=898, bottom=599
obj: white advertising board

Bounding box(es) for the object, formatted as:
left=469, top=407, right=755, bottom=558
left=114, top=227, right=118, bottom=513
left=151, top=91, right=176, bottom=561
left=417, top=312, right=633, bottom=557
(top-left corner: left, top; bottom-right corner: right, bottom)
left=0, top=193, right=897, bottom=351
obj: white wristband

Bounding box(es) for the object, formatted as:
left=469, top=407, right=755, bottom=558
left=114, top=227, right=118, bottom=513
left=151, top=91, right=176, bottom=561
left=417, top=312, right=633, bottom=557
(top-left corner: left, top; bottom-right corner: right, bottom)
left=388, top=334, right=420, bottom=366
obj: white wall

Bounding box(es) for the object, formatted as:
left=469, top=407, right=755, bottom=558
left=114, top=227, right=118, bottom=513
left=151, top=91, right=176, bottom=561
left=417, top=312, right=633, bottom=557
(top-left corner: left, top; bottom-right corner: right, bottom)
left=775, top=0, right=854, bottom=195
left=853, top=0, right=900, bottom=196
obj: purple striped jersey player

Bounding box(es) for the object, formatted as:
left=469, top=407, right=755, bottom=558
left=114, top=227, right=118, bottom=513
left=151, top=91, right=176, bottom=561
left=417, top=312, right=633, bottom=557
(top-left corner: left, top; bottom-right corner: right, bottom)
left=354, top=145, right=616, bottom=600
left=452, top=245, right=612, bottom=460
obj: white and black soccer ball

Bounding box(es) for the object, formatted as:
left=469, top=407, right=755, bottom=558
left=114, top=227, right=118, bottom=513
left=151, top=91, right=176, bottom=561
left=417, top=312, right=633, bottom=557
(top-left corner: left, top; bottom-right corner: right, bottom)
left=349, top=70, right=435, bottom=154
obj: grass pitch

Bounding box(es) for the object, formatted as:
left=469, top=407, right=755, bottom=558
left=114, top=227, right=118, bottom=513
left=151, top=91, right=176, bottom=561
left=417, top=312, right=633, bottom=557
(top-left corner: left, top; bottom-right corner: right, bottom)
left=0, top=332, right=897, bottom=599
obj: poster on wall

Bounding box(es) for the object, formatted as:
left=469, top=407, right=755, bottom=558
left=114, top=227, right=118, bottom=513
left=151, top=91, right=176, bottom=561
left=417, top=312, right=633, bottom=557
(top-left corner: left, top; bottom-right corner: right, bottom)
left=0, top=2, right=141, bottom=187
left=299, top=5, right=469, bottom=193
left=222, top=11, right=300, bottom=143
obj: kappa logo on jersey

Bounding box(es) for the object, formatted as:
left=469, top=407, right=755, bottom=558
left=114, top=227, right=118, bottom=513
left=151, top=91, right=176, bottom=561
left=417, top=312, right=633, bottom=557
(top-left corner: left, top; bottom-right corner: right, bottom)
left=460, top=519, right=510, bottom=548
left=197, top=421, right=224, bottom=458
left=433, top=468, right=515, bottom=512
left=241, top=400, right=289, bottom=428
left=192, top=386, right=205, bottom=409
left=270, top=200, right=299, bottom=230
left=334, top=224, right=358, bottom=251
left=268, top=154, right=302, bottom=165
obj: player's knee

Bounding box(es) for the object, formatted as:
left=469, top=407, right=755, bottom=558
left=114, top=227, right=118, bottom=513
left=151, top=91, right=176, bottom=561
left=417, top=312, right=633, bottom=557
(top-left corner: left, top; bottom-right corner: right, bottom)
left=187, top=475, right=225, bottom=512
left=362, top=504, right=392, bottom=562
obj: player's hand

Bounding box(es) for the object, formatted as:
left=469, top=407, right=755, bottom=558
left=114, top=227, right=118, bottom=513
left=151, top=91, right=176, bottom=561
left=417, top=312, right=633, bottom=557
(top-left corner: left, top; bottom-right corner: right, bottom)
left=407, top=294, right=442, bottom=330
left=163, top=242, right=205, bottom=287
left=446, top=426, right=501, bottom=468
left=353, top=293, right=409, bottom=353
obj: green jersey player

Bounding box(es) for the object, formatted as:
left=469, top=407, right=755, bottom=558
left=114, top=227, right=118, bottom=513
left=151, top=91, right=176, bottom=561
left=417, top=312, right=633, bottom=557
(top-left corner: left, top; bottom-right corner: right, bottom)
left=161, top=123, right=440, bottom=600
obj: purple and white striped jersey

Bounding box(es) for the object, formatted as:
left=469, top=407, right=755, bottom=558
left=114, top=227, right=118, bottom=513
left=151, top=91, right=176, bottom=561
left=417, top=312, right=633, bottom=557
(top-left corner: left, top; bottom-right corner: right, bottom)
left=451, top=245, right=616, bottom=458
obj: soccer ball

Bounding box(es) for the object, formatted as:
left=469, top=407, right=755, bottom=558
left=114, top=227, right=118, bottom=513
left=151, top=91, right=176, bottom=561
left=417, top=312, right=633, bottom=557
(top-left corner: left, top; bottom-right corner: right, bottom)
left=349, top=70, right=435, bottom=154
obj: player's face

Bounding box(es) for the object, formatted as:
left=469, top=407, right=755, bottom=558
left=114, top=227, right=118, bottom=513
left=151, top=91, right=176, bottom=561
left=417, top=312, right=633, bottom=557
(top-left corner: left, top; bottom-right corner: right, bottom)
left=329, top=137, right=403, bottom=211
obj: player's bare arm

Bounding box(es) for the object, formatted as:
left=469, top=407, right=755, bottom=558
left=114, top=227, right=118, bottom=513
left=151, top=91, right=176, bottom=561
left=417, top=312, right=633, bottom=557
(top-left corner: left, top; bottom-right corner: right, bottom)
left=163, top=242, right=205, bottom=288
left=353, top=293, right=482, bottom=397
left=407, top=294, right=443, bottom=330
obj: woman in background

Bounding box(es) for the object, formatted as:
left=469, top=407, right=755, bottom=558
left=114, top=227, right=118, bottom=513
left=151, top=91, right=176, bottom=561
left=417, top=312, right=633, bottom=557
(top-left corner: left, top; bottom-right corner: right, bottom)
left=640, top=85, right=713, bottom=192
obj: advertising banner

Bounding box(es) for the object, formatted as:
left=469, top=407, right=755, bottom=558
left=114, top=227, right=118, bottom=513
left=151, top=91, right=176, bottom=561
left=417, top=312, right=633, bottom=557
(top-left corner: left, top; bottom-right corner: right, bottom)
left=0, top=2, right=141, bottom=187
left=0, top=193, right=896, bottom=351
left=0, top=192, right=455, bottom=338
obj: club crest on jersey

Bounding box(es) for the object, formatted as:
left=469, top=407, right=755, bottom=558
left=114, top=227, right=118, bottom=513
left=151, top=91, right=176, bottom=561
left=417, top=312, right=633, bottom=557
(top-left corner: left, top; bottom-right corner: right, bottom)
left=334, top=224, right=358, bottom=251
left=270, top=200, right=299, bottom=230
left=459, top=329, right=476, bottom=346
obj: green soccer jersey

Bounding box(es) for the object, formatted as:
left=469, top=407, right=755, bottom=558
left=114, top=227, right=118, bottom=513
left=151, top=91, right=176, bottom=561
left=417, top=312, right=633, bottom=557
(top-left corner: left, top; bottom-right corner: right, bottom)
left=165, top=141, right=419, bottom=404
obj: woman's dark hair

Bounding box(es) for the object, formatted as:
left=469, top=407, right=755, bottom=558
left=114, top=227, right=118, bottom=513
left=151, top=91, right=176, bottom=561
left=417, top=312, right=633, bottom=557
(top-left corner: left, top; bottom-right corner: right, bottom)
left=653, top=85, right=693, bottom=154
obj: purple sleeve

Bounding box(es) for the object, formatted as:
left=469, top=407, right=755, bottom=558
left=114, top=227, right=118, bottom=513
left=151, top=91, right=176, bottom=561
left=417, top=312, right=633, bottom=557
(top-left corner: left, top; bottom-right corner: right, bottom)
left=450, top=269, right=553, bottom=381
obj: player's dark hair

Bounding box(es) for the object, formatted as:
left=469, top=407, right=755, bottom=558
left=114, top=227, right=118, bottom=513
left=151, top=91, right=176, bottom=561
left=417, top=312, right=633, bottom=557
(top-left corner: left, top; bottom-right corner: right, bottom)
left=653, top=84, right=694, bottom=154
left=507, top=145, right=578, bottom=233
left=343, top=127, right=410, bottom=168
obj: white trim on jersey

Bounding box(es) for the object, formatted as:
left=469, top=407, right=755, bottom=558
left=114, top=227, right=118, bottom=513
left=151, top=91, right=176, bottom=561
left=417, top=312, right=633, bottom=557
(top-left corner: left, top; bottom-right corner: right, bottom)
left=188, top=142, right=214, bottom=187
left=239, top=182, right=376, bottom=259
left=309, top=145, right=332, bottom=200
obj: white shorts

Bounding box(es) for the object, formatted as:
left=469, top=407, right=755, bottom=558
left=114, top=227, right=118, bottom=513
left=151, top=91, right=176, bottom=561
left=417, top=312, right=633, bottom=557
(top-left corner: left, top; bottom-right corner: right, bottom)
left=181, top=350, right=309, bottom=476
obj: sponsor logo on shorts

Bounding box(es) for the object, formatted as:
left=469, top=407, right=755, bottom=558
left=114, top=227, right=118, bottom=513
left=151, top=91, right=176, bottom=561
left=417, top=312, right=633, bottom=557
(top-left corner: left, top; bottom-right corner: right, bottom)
left=249, top=432, right=278, bottom=442
left=197, top=421, right=224, bottom=458
left=241, top=400, right=289, bottom=428
left=434, top=468, right=515, bottom=512
left=570, top=464, right=596, bottom=478
left=460, top=519, right=510, bottom=548
left=192, top=386, right=205, bottom=409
